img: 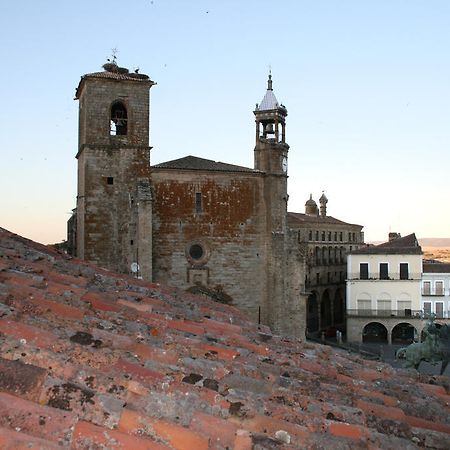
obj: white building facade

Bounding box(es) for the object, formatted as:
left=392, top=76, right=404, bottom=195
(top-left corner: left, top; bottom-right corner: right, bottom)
left=346, top=233, right=424, bottom=344
left=421, top=262, right=450, bottom=320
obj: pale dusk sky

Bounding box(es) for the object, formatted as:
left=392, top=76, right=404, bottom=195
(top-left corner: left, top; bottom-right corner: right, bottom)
left=1, top=0, right=449, bottom=244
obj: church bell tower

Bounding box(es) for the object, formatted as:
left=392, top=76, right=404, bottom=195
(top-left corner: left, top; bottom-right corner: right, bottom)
left=254, top=74, right=290, bottom=333
left=73, top=61, right=155, bottom=279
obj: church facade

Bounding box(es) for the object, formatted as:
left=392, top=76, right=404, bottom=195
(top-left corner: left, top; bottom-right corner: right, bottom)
left=68, top=63, right=363, bottom=337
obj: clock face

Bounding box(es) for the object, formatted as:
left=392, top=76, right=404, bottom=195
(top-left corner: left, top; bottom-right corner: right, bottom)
left=282, top=156, right=288, bottom=173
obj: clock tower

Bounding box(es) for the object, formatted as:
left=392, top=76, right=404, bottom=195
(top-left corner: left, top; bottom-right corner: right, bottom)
left=254, top=74, right=290, bottom=333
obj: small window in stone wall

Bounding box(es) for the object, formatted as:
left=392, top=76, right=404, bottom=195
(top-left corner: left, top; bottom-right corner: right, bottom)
left=189, top=244, right=204, bottom=260
left=195, top=192, right=202, bottom=213
left=106, top=177, right=114, bottom=185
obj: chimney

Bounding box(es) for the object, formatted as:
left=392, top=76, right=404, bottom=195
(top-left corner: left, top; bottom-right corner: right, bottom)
left=388, top=232, right=401, bottom=242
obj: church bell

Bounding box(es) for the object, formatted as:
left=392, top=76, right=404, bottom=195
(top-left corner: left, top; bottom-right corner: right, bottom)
left=265, top=123, right=274, bottom=135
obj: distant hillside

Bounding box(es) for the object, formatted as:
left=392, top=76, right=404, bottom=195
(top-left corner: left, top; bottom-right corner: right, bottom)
left=419, top=238, right=450, bottom=247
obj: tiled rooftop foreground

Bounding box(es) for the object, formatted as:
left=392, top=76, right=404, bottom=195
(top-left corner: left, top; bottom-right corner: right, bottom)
left=0, top=227, right=449, bottom=449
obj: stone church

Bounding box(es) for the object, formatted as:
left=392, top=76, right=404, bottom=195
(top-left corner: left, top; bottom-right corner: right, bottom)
left=68, top=62, right=363, bottom=338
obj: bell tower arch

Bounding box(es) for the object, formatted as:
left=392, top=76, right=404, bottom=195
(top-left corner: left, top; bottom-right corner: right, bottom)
left=254, top=73, right=289, bottom=175
left=74, top=62, right=155, bottom=279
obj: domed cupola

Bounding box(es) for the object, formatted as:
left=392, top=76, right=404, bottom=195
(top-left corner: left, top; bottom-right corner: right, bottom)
left=305, top=194, right=318, bottom=216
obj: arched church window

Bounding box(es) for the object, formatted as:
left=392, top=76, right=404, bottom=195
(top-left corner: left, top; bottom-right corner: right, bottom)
left=110, top=101, right=128, bottom=135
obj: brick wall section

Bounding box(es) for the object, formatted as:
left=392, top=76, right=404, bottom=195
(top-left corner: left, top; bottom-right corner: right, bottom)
left=151, top=169, right=267, bottom=322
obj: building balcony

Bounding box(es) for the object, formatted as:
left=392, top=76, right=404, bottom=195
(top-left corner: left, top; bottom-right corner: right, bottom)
left=347, top=309, right=450, bottom=319
left=347, top=309, right=423, bottom=319
left=347, top=273, right=421, bottom=281
left=422, top=292, right=445, bottom=297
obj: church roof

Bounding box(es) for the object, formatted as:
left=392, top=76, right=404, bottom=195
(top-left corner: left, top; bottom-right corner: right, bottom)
left=350, top=233, right=422, bottom=255
left=153, top=155, right=260, bottom=173
left=1, top=227, right=449, bottom=449
left=288, top=212, right=362, bottom=228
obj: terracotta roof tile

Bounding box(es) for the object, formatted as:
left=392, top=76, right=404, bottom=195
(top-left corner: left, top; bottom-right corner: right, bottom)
left=1, top=227, right=450, bottom=449
left=72, top=420, right=168, bottom=449
left=423, top=261, right=450, bottom=273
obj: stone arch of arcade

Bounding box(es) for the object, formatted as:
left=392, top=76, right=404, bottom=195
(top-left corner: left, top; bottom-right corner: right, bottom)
left=347, top=317, right=425, bottom=343
left=307, top=290, right=319, bottom=334
left=307, top=286, right=345, bottom=336
left=362, top=322, right=388, bottom=343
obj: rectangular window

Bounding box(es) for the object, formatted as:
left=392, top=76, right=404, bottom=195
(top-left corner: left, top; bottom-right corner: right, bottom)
left=423, top=302, right=432, bottom=317
left=334, top=232, right=337, bottom=241
left=435, top=281, right=444, bottom=295
left=107, top=177, right=114, bottom=185
left=308, top=230, right=312, bottom=240
left=360, top=263, right=369, bottom=280
left=195, top=192, right=202, bottom=213
left=315, top=230, right=319, bottom=241
left=316, top=273, right=320, bottom=285
left=377, top=299, right=391, bottom=314
left=328, top=232, right=331, bottom=241
left=399, top=263, right=409, bottom=280
left=321, top=231, right=325, bottom=241
left=357, top=299, right=371, bottom=315
left=436, top=302, right=444, bottom=318
left=379, top=263, right=389, bottom=280
left=398, top=301, right=412, bottom=315
left=339, top=232, right=343, bottom=241
left=423, top=281, right=431, bottom=295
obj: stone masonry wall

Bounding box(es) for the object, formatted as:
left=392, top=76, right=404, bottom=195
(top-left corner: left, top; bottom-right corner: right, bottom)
left=76, top=76, right=153, bottom=275
left=151, top=169, right=267, bottom=322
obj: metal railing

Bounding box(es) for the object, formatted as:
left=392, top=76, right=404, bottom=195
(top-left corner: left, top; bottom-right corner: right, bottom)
left=422, top=291, right=446, bottom=297
left=347, top=273, right=422, bottom=281
left=347, top=309, right=423, bottom=318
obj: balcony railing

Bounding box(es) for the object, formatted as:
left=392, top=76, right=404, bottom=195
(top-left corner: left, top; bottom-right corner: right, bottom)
left=347, top=309, right=423, bottom=318
left=348, top=309, right=450, bottom=319
left=347, top=273, right=422, bottom=281
left=422, top=291, right=445, bottom=296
